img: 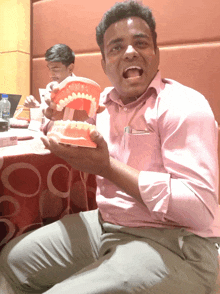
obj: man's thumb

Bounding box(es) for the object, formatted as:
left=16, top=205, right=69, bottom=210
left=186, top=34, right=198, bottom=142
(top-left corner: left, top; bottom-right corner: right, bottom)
left=90, top=129, right=104, bottom=146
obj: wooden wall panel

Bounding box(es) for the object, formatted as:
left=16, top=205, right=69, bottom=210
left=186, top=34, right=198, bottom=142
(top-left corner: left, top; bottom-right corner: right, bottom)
left=0, top=0, right=30, bottom=53
left=0, top=0, right=30, bottom=103
left=0, top=52, right=30, bottom=99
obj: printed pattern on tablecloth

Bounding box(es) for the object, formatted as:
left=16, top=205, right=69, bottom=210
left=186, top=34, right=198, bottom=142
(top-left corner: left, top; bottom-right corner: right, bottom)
left=0, top=153, right=97, bottom=250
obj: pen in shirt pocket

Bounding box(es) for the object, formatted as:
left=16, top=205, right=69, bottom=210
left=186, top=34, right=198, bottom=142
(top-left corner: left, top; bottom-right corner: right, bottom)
left=124, top=126, right=151, bottom=134
left=124, top=126, right=150, bottom=148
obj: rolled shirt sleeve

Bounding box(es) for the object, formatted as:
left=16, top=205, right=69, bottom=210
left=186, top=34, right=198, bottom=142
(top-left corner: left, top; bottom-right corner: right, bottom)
left=139, top=83, right=218, bottom=231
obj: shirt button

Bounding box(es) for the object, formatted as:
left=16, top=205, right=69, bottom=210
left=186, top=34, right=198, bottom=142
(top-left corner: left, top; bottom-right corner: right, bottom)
left=123, top=107, right=127, bottom=111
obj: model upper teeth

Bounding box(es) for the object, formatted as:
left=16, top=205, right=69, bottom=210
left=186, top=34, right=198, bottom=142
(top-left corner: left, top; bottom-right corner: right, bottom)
left=56, top=92, right=96, bottom=115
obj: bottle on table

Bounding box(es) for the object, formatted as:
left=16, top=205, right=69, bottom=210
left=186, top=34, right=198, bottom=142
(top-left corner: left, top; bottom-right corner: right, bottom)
left=0, top=94, right=11, bottom=129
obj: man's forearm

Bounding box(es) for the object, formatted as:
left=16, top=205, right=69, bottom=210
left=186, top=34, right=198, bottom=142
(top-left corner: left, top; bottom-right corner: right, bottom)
left=102, top=156, right=144, bottom=205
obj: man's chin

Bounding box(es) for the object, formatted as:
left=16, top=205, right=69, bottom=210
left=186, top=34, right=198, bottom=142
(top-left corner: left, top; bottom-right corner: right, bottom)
left=119, top=90, right=145, bottom=104
left=119, top=83, right=147, bottom=101
left=52, top=78, right=60, bottom=83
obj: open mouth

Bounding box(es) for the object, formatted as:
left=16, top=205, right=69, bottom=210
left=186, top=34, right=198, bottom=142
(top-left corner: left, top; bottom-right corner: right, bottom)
left=123, top=66, right=143, bottom=79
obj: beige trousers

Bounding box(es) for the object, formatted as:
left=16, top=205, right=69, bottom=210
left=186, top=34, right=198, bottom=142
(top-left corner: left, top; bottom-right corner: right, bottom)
left=0, top=209, right=219, bottom=294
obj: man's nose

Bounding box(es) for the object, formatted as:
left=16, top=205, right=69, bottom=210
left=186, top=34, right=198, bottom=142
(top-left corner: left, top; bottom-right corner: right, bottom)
left=49, top=72, right=56, bottom=81
left=48, top=71, right=54, bottom=79
left=124, top=45, right=138, bottom=59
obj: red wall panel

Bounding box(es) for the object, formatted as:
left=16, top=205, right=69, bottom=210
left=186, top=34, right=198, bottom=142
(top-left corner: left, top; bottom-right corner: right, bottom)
left=160, top=43, right=220, bottom=124
left=31, top=0, right=220, bottom=201
left=32, top=0, right=220, bottom=57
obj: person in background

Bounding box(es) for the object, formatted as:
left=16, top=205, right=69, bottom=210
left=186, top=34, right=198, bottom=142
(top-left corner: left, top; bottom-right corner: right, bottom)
left=24, top=43, right=75, bottom=109
left=0, top=1, right=219, bottom=293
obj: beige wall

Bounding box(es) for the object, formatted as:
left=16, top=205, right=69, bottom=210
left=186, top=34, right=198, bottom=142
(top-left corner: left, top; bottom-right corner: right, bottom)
left=0, top=0, right=30, bottom=104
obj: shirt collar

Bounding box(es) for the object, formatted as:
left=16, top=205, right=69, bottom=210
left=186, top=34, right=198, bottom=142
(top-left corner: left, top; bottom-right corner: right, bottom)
left=101, top=71, right=165, bottom=106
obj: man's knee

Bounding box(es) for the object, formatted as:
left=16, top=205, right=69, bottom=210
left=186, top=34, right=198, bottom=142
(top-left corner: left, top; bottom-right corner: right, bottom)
left=0, top=231, right=42, bottom=293
left=1, top=242, right=25, bottom=287
left=100, top=240, right=169, bottom=291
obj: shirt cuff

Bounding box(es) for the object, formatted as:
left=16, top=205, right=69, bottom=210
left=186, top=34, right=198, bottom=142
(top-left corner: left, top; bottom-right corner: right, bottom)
left=139, top=171, right=171, bottom=214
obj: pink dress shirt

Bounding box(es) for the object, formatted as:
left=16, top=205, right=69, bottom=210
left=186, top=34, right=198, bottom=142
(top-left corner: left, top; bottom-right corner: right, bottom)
left=95, top=71, right=220, bottom=238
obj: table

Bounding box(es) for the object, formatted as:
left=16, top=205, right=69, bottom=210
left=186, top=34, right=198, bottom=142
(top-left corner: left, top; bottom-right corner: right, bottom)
left=0, top=128, right=97, bottom=250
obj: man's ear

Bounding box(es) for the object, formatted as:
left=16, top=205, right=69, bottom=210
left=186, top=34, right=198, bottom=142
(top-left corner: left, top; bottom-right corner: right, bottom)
left=68, top=63, right=74, bottom=74
left=155, top=47, right=160, bottom=68
left=101, top=58, right=106, bottom=74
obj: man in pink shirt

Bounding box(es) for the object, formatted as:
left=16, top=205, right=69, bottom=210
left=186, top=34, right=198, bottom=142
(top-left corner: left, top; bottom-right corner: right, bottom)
left=0, top=1, right=219, bottom=293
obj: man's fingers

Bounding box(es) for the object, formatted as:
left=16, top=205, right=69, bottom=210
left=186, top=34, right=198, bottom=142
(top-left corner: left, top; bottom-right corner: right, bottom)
left=24, top=95, right=40, bottom=108
left=41, top=136, right=78, bottom=159
left=96, top=105, right=106, bottom=114
left=49, top=101, right=58, bottom=110
left=41, top=136, right=50, bottom=149
left=42, top=107, right=53, bottom=119
left=89, top=129, right=106, bottom=148
left=51, top=86, right=59, bottom=93
left=41, top=136, right=60, bottom=152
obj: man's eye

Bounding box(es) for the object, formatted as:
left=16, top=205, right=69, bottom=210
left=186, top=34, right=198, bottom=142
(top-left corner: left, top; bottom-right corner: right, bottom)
left=136, top=41, right=148, bottom=47
left=50, top=68, right=60, bottom=73
left=111, top=45, right=122, bottom=52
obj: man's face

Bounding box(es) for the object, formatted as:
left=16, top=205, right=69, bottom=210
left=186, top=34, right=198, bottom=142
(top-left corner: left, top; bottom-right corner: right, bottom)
left=101, top=17, right=159, bottom=104
left=47, top=61, right=73, bottom=83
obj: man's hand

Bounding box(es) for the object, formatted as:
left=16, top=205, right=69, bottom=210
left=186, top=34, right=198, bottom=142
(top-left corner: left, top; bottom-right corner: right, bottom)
left=41, top=128, right=142, bottom=202
left=43, top=100, right=64, bottom=121
left=42, top=86, right=64, bottom=120
left=24, top=95, right=40, bottom=108
left=41, top=129, right=110, bottom=177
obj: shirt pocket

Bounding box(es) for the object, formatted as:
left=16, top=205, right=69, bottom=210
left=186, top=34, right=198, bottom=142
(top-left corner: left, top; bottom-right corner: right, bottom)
left=122, top=131, right=162, bottom=170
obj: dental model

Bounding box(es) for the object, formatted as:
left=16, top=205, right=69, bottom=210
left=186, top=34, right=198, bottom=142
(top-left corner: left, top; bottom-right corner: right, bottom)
left=47, top=120, right=97, bottom=148
left=48, top=76, right=101, bottom=148
left=51, top=76, right=101, bottom=118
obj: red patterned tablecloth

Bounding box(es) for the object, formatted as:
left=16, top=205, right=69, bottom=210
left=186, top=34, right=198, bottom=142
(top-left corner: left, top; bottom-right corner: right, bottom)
left=0, top=129, right=97, bottom=250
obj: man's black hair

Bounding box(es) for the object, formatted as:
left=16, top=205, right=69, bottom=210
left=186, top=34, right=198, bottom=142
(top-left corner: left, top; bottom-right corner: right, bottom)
left=45, top=44, right=75, bottom=66
left=96, top=0, right=157, bottom=58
